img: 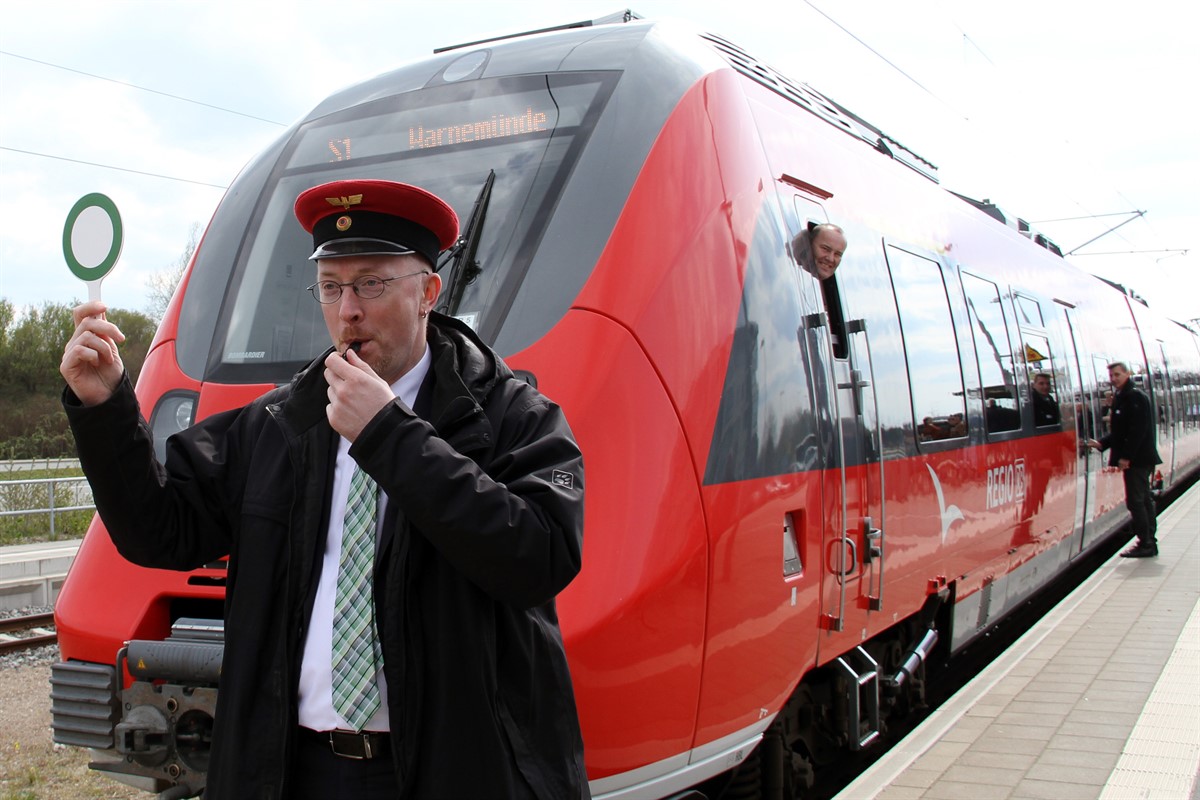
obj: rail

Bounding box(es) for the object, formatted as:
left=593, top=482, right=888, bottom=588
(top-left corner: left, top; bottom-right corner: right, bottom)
left=0, top=611, right=57, bottom=655
left=0, top=475, right=94, bottom=539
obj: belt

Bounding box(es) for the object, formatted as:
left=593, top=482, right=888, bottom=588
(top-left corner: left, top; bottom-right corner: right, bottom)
left=300, top=727, right=390, bottom=760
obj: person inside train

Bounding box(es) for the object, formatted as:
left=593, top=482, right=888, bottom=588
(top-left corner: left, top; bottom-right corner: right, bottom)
left=946, top=412, right=967, bottom=437
left=59, top=179, right=589, bottom=799
left=1031, top=372, right=1061, bottom=427
left=918, top=416, right=947, bottom=440
left=985, top=395, right=1021, bottom=433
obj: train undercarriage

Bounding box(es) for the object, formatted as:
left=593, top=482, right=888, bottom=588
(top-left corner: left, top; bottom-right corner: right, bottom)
left=50, top=618, right=223, bottom=798
left=694, top=594, right=946, bottom=800
left=49, top=595, right=946, bottom=800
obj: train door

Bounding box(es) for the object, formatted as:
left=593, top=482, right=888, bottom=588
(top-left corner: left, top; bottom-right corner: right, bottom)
left=1059, top=304, right=1099, bottom=555
left=787, top=194, right=885, bottom=640
left=1089, top=353, right=1120, bottom=531
left=1154, top=342, right=1176, bottom=486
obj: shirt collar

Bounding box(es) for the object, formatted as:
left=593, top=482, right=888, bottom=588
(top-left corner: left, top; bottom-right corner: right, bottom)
left=391, top=343, right=431, bottom=409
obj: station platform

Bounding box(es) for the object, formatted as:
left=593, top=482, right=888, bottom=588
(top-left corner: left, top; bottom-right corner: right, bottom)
left=838, top=481, right=1200, bottom=800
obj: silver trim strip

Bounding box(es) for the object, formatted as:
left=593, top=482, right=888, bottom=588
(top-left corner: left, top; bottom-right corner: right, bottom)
left=590, top=718, right=773, bottom=800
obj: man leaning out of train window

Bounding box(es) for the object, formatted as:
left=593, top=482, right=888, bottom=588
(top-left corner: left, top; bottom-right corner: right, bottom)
left=792, top=223, right=847, bottom=280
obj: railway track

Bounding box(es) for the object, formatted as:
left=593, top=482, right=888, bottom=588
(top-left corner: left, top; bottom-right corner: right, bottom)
left=0, top=611, right=57, bottom=654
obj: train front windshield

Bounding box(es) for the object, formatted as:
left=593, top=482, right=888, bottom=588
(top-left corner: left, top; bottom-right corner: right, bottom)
left=201, top=72, right=615, bottom=383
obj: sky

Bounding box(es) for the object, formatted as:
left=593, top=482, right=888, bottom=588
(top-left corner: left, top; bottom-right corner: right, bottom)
left=2, top=0, right=1198, bottom=326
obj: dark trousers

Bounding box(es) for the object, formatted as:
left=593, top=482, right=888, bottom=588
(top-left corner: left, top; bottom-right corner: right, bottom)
left=288, top=730, right=399, bottom=800
left=1123, top=465, right=1158, bottom=546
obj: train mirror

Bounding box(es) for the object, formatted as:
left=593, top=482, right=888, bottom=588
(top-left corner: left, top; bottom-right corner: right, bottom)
left=63, top=192, right=124, bottom=302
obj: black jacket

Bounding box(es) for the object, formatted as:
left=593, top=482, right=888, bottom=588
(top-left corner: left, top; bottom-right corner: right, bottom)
left=65, top=314, right=588, bottom=799
left=1032, top=391, right=1060, bottom=427
left=1099, top=380, right=1162, bottom=468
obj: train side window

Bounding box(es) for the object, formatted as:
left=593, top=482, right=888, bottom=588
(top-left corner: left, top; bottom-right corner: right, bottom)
left=962, top=273, right=1021, bottom=434
left=886, top=246, right=967, bottom=443
left=822, top=276, right=848, bottom=359
left=1092, top=355, right=1114, bottom=440
left=1022, top=333, right=1060, bottom=428
left=792, top=217, right=848, bottom=358
left=1015, top=294, right=1044, bottom=328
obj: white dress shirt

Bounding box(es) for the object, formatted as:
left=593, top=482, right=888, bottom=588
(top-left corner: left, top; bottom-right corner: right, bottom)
left=297, top=344, right=431, bottom=732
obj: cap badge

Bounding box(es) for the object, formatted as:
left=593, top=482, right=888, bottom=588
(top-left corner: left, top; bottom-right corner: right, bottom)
left=324, top=194, right=364, bottom=210
left=335, top=215, right=352, bottom=232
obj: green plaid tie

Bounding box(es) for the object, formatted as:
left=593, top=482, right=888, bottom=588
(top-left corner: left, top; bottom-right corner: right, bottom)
left=331, top=464, right=383, bottom=731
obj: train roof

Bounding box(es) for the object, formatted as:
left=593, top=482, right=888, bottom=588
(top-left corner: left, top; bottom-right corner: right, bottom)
left=300, top=10, right=1105, bottom=309
left=304, top=12, right=940, bottom=184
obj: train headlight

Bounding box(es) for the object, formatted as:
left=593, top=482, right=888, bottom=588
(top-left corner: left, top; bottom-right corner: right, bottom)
left=150, top=391, right=198, bottom=463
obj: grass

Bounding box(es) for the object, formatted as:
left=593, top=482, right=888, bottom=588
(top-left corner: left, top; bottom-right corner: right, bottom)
left=0, top=467, right=93, bottom=546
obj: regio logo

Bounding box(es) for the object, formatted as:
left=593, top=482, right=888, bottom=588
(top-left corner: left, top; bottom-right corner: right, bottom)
left=986, top=458, right=1026, bottom=509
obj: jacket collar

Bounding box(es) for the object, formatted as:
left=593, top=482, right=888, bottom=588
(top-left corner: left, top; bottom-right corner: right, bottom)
left=422, top=313, right=504, bottom=454
left=271, top=347, right=337, bottom=437
left=272, top=313, right=505, bottom=446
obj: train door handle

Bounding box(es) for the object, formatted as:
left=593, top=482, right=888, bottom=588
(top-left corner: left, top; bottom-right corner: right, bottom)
left=836, top=369, right=871, bottom=390
left=838, top=369, right=870, bottom=416
left=861, top=516, right=882, bottom=564
left=833, top=537, right=857, bottom=578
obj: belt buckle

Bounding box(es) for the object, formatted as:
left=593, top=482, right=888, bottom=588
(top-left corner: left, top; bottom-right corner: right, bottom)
left=328, top=730, right=373, bottom=760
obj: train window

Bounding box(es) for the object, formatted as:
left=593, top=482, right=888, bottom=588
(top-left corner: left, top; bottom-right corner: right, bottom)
left=704, top=202, right=820, bottom=483
left=202, top=72, right=617, bottom=382
left=1093, top=356, right=1114, bottom=440
left=886, top=246, right=967, bottom=442
left=821, top=272, right=848, bottom=360
left=962, top=273, right=1021, bottom=434
left=1023, top=333, right=1061, bottom=428
left=1015, top=294, right=1044, bottom=328
left=790, top=215, right=848, bottom=358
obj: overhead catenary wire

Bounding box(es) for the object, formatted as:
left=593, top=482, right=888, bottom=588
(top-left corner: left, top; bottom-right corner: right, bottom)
left=807, top=2, right=1188, bottom=320
left=1066, top=211, right=1146, bottom=255
left=1032, top=211, right=1150, bottom=223
left=0, top=48, right=282, bottom=191
left=0, top=146, right=228, bottom=189
left=802, top=0, right=967, bottom=120
left=0, top=50, right=288, bottom=127
left=910, top=5, right=1171, bottom=261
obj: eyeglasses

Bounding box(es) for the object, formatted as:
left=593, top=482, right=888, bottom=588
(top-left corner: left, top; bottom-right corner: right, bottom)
left=307, top=271, right=429, bottom=304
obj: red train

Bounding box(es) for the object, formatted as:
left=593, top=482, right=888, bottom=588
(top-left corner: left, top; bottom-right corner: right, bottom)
left=51, top=13, right=1200, bottom=799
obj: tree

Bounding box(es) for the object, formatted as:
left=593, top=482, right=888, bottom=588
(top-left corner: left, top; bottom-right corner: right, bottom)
left=0, top=301, right=157, bottom=458
left=107, top=307, right=158, bottom=387
left=2, top=302, right=74, bottom=393
left=0, top=299, right=12, bottom=350
left=146, top=222, right=202, bottom=323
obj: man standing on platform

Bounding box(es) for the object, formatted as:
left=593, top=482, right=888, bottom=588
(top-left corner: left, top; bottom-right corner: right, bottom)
left=1089, top=361, right=1162, bottom=558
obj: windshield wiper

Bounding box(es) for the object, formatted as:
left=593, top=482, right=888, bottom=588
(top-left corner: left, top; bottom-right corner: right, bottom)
left=436, top=169, right=495, bottom=316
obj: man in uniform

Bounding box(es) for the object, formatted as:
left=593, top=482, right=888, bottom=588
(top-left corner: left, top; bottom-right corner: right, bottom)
left=1088, top=361, right=1161, bottom=557
left=61, top=179, right=589, bottom=798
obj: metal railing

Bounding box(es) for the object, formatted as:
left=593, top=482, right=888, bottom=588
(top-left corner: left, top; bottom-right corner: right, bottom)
left=0, top=476, right=94, bottom=539
left=0, top=458, right=81, bottom=472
